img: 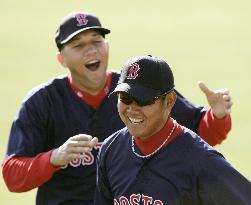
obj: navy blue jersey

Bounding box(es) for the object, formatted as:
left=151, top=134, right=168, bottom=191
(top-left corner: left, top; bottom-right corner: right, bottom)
left=5, top=72, right=206, bottom=205
left=95, top=127, right=251, bottom=205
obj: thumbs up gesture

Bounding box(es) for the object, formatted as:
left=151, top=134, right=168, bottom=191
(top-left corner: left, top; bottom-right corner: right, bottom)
left=198, top=81, right=233, bottom=119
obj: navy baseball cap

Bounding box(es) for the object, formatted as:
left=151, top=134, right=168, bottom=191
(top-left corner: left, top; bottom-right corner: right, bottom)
left=55, top=12, right=110, bottom=50
left=111, top=55, right=175, bottom=103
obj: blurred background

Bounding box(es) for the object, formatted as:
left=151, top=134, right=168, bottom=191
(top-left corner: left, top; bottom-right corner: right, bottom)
left=0, top=0, right=250, bottom=204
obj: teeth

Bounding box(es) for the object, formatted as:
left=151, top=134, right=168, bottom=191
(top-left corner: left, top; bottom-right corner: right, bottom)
left=86, top=59, right=99, bottom=64
left=85, top=60, right=100, bottom=71
left=129, top=117, right=143, bottom=124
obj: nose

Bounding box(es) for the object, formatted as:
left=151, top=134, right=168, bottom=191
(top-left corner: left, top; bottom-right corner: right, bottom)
left=127, top=101, right=140, bottom=112
left=84, top=44, right=97, bottom=56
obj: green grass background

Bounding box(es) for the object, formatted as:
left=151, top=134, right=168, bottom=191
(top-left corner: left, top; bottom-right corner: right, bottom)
left=0, top=0, right=250, bottom=203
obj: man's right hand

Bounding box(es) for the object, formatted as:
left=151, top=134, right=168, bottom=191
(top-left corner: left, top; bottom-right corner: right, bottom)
left=50, top=134, right=98, bottom=167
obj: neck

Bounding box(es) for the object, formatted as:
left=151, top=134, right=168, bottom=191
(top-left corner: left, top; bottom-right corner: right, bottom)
left=133, top=118, right=182, bottom=157
left=69, top=74, right=107, bottom=95
left=67, top=72, right=113, bottom=109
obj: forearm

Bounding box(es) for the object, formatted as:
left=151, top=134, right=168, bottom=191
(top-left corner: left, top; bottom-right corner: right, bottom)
left=2, top=150, right=60, bottom=192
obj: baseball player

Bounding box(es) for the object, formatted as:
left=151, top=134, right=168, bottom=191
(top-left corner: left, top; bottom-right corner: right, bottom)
left=2, top=12, right=232, bottom=205
left=95, top=55, right=251, bottom=205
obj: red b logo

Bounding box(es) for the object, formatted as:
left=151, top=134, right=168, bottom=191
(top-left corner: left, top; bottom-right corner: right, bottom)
left=127, top=63, right=140, bottom=79
left=75, top=14, right=88, bottom=26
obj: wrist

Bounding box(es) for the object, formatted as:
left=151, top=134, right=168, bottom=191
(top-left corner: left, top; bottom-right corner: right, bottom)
left=50, top=149, right=62, bottom=168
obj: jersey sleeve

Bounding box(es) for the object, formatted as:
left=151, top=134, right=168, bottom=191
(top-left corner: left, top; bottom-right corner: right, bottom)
left=2, top=151, right=60, bottom=192
left=2, top=87, right=54, bottom=192
left=198, top=108, right=231, bottom=146
left=197, top=152, right=251, bottom=204
left=5, top=88, right=51, bottom=158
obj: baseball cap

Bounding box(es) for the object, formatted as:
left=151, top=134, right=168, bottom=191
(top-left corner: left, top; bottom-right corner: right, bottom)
left=111, top=55, right=175, bottom=103
left=55, top=12, right=110, bottom=50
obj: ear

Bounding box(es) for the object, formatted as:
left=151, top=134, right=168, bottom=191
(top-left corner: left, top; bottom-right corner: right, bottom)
left=57, top=52, right=67, bottom=67
left=166, top=91, right=177, bottom=108
left=104, top=40, right=109, bottom=50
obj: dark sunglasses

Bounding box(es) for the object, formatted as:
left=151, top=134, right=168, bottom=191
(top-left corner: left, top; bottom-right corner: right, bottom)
left=118, top=92, right=167, bottom=107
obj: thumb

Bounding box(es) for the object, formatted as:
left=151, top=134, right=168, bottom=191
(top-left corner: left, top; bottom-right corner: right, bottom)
left=91, top=137, right=99, bottom=144
left=198, top=81, right=214, bottom=97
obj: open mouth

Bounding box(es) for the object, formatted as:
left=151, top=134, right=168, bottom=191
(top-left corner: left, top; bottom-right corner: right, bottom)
left=85, top=60, right=100, bottom=71
left=128, top=117, right=144, bottom=124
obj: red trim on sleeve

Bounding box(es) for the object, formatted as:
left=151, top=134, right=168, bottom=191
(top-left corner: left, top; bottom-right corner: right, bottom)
left=2, top=150, right=60, bottom=192
left=198, top=108, right=232, bottom=146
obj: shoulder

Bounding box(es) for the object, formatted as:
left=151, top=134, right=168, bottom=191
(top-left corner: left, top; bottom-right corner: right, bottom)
left=106, top=70, right=120, bottom=103
left=109, top=70, right=120, bottom=90
left=109, top=69, right=120, bottom=78
left=173, top=128, right=222, bottom=162
left=23, top=75, right=68, bottom=103
left=99, top=127, right=129, bottom=157
left=102, top=127, right=129, bottom=149
left=16, top=76, right=68, bottom=117
left=182, top=128, right=217, bottom=152
left=180, top=129, right=229, bottom=170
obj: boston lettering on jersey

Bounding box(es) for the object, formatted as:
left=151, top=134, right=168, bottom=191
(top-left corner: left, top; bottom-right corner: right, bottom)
left=114, top=194, right=163, bottom=205
left=62, top=142, right=102, bottom=168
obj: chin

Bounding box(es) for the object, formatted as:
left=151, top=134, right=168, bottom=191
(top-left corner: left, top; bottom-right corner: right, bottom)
left=128, top=129, right=143, bottom=138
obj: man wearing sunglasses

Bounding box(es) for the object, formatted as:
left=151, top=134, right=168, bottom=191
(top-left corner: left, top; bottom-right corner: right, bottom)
left=2, top=12, right=232, bottom=205
left=95, top=55, right=250, bottom=205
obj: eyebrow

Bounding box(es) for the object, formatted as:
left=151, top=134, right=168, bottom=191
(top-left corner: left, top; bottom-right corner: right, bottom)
left=69, top=37, right=80, bottom=43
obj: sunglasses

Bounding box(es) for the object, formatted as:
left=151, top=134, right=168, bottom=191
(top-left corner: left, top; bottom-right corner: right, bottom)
left=118, top=92, right=167, bottom=107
